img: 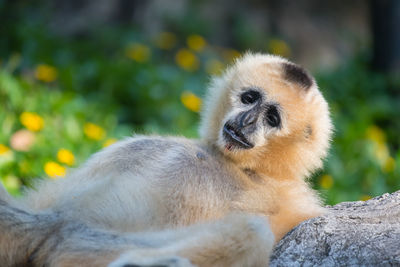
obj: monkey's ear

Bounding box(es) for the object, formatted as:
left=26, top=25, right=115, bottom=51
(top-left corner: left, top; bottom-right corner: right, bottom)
left=282, top=62, right=314, bottom=90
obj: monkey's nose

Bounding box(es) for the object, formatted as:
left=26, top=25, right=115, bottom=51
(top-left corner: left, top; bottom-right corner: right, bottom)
left=238, top=109, right=258, bottom=128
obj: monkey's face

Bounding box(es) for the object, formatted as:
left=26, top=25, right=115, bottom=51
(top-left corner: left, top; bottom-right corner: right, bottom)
left=209, top=54, right=331, bottom=169
left=200, top=54, right=331, bottom=172
left=221, top=87, right=282, bottom=151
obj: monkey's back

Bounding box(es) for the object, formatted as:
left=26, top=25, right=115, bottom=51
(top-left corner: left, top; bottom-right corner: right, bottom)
left=22, top=136, right=244, bottom=233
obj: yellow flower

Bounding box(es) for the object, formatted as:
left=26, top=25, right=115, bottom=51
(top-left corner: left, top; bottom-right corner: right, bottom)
left=181, top=91, right=202, bottom=112
left=365, top=125, right=394, bottom=171
left=0, top=144, right=10, bottom=155
left=103, top=138, right=118, bottom=147
left=366, top=125, right=386, bottom=144
left=126, top=43, right=151, bottom=62
left=205, top=59, right=224, bottom=75
left=57, top=149, right=75, bottom=166
left=222, top=49, right=241, bottom=62
left=267, top=39, right=291, bottom=57
left=44, top=161, right=66, bottom=178
left=360, top=195, right=372, bottom=201
left=319, top=174, right=333, bottom=189
left=20, top=112, right=44, bottom=132
left=175, top=49, right=199, bottom=72
left=34, top=64, right=58, bottom=82
left=84, top=122, right=105, bottom=140
left=374, top=143, right=390, bottom=166
left=187, top=34, right=207, bottom=52
left=155, top=32, right=177, bottom=50
left=383, top=156, right=396, bottom=173
left=0, top=144, right=13, bottom=163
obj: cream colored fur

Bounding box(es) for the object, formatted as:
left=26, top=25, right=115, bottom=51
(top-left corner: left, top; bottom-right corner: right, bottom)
left=20, top=53, right=332, bottom=266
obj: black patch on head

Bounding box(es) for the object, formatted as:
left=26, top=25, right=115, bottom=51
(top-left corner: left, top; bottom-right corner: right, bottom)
left=283, top=62, right=313, bottom=89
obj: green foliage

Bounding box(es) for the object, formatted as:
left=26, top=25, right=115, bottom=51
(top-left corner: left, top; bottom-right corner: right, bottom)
left=0, top=5, right=234, bottom=194
left=0, top=69, right=132, bottom=194
left=315, top=56, right=400, bottom=204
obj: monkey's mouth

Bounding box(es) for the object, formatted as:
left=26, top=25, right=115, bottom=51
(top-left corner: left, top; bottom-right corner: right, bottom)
left=223, top=123, right=254, bottom=150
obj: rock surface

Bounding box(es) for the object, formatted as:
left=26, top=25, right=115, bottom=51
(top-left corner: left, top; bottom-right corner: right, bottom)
left=271, top=190, right=400, bottom=266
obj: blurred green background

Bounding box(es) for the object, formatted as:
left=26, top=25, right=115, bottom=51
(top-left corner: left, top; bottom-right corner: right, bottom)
left=0, top=0, right=399, bottom=204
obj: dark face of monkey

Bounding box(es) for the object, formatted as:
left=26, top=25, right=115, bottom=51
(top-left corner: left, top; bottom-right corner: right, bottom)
left=222, top=88, right=281, bottom=151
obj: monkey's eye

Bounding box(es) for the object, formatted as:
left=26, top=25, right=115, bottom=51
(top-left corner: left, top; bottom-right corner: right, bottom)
left=241, top=90, right=260, bottom=104
left=265, top=106, right=281, bottom=127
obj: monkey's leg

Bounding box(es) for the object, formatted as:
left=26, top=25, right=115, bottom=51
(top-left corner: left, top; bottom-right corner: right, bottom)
left=110, top=213, right=275, bottom=267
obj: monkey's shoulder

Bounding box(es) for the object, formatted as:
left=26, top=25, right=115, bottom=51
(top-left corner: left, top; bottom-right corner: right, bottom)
left=100, top=136, right=224, bottom=169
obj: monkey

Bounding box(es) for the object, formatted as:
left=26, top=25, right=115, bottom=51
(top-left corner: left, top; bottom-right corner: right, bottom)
left=0, top=52, right=332, bottom=266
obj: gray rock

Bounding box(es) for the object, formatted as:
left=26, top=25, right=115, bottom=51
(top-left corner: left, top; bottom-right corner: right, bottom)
left=271, top=190, right=400, bottom=266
